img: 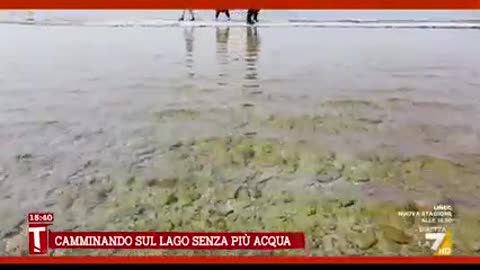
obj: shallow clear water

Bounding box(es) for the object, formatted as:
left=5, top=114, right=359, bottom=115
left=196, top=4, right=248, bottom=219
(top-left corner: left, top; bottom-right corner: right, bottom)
left=1, top=22, right=480, bottom=229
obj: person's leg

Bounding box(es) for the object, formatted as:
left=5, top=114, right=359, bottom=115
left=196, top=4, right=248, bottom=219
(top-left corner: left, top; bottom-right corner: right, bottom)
left=253, top=10, right=259, bottom=22
left=179, top=10, right=186, bottom=21
left=189, top=10, right=195, bottom=21
left=215, top=10, right=220, bottom=20
left=247, top=9, right=254, bottom=24
left=225, top=10, right=231, bottom=20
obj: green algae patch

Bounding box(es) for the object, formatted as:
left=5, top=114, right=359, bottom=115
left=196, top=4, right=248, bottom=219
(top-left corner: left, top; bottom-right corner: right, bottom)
left=264, top=113, right=382, bottom=135
left=402, top=156, right=465, bottom=182
left=170, top=136, right=340, bottom=179
left=5, top=135, right=480, bottom=257
left=9, top=174, right=480, bottom=256
left=322, top=99, right=383, bottom=111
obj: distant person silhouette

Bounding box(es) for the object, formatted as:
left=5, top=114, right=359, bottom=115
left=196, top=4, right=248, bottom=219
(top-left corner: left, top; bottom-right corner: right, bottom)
left=247, top=9, right=260, bottom=25
left=179, top=10, right=195, bottom=21
left=215, top=10, right=231, bottom=21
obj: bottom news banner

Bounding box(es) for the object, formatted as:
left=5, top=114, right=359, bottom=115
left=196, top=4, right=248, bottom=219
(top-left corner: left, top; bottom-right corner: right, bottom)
left=26, top=212, right=306, bottom=256
left=24, top=207, right=458, bottom=258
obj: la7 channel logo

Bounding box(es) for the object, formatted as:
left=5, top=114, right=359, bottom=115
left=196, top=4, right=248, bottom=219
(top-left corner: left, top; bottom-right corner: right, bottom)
left=425, top=229, right=453, bottom=256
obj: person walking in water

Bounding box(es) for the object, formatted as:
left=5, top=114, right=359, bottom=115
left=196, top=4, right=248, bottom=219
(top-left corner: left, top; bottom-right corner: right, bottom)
left=246, top=9, right=260, bottom=25
left=179, top=10, right=195, bottom=21
left=215, top=10, right=231, bottom=21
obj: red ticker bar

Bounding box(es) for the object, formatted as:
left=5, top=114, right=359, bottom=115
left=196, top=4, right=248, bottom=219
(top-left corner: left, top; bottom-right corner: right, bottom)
left=0, top=0, right=480, bottom=10
left=48, top=231, right=306, bottom=250
left=1, top=256, right=480, bottom=264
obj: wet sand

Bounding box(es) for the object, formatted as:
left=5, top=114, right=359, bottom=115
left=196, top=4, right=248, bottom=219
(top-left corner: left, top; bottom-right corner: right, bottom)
left=1, top=24, right=480, bottom=255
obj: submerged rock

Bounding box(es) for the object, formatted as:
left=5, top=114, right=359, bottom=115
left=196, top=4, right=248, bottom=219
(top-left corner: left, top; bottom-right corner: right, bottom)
left=233, top=186, right=250, bottom=201
left=58, top=191, right=76, bottom=211
left=159, top=192, right=178, bottom=206
left=177, top=187, right=201, bottom=206
left=339, top=199, right=356, bottom=208
left=213, top=218, right=228, bottom=231
left=380, top=225, right=411, bottom=244
left=347, top=229, right=378, bottom=250
left=146, top=177, right=178, bottom=189
left=343, top=162, right=373, bottom=183
left=316, top=167, right=342, bottom=183
left=215, top=201, right=235, bottom=217
left=322, top=235, right=338, bottom=255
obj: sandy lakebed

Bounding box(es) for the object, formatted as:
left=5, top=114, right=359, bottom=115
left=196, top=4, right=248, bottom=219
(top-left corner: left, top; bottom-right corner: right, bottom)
left=1, top=23, right=480, bottom=256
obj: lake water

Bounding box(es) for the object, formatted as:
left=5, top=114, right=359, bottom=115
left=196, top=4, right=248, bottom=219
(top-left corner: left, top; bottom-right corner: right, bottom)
left=1, top=12, right=480, bottom=255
